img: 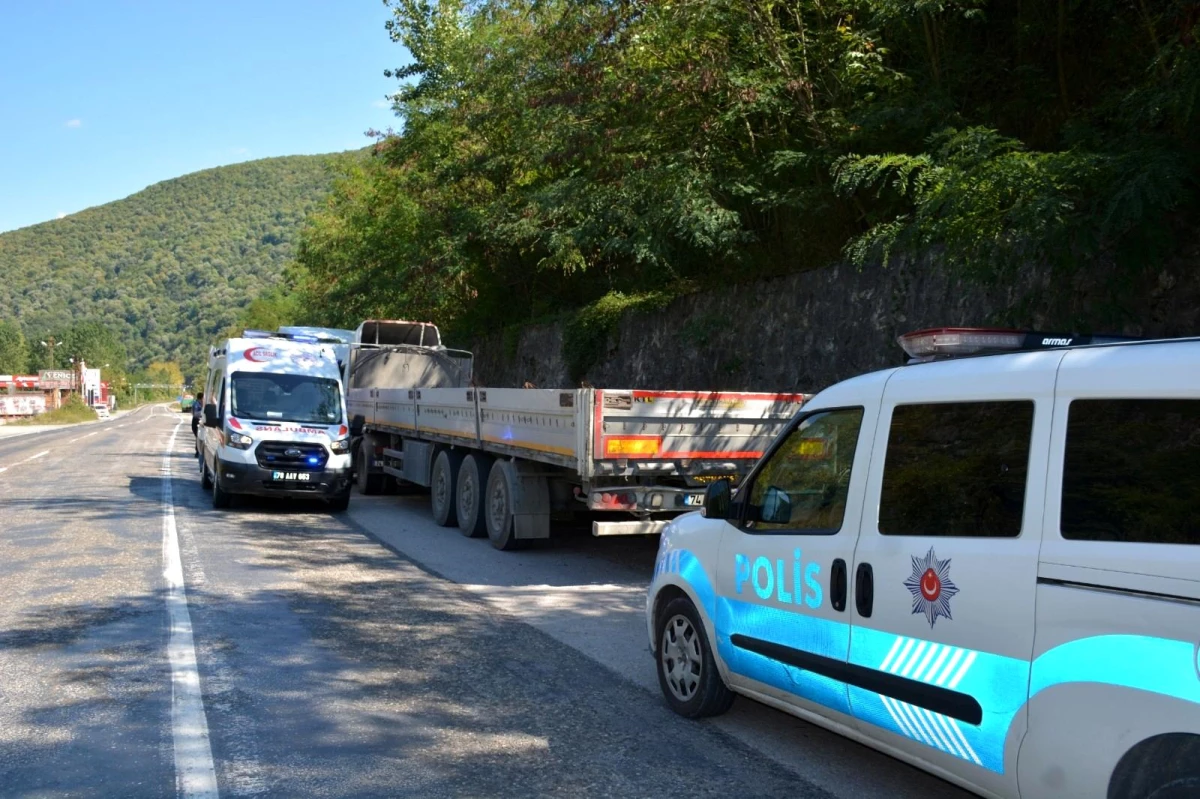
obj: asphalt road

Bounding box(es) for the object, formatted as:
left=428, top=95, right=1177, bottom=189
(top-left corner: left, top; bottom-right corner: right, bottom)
left=0, top=407, right=968, bottom=798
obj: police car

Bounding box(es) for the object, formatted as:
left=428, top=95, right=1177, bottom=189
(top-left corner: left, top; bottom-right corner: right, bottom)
left=647, top=328, right=1200, bottom=799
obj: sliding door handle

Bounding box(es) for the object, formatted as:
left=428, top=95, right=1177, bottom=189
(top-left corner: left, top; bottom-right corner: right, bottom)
left=830, top=558, right=847, bottom=612
left=855, top=563, right=874, bottom=618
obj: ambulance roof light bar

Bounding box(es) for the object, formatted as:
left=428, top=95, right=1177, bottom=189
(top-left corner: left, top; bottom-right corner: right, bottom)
left=898, top=327, right=1141, bottom=363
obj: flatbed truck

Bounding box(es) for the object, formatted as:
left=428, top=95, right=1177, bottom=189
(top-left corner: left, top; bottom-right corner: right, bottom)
left=346, top=320, right=806, bottom=549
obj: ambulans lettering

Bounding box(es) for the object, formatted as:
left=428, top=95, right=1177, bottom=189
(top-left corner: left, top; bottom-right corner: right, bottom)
left=244, top=347, right=279, bottom=362
left=734, top=550, right=822, bottom=609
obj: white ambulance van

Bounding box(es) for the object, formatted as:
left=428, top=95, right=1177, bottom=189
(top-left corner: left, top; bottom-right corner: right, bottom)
left=648, top=329, right=1200, bottom=799
left=198, top=335, right=354, bottom=511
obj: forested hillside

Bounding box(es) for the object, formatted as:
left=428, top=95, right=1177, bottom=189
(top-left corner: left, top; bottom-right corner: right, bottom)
left=0, top=154, right=342, bottom=375
left=293, top=0, right=1200, bottom=343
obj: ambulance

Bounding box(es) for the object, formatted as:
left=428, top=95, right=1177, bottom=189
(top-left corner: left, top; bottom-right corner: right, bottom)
left=198, top=335, right=353, bottom=511
left=648, top=329, right=1200, bottom=799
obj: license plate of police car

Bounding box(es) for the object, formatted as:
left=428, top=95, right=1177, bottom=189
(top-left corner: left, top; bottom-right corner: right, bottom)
left=684, top=494, right=705, bottom=506
left=272, top=471, right=311, bottom=481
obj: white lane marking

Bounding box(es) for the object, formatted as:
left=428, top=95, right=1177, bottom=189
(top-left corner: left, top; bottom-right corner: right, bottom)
left=162, top=419, right=220, bottom=798
left=0, top=449, right=51, bottom=470
left=68, top=431, right=99, bottom=443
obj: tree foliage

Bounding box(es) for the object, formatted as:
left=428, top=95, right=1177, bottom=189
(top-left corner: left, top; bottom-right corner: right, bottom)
left=295, top=0, right=1200, bottom=338
left=0, top=154, right=341, bottom=376
left=0, top=319, right=27, bottom=374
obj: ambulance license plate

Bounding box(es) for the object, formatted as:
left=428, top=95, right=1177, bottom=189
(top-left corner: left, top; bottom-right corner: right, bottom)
left=272, top=471, right=311, bottom=481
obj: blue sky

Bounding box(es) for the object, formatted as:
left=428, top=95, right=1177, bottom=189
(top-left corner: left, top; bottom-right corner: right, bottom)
left=0, top=1, right=408, bottom=233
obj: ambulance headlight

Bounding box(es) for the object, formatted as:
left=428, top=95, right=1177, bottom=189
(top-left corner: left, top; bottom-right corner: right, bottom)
left=329, top=438, right=351, bottom=454
left=225, top=431, right=253, bottom=450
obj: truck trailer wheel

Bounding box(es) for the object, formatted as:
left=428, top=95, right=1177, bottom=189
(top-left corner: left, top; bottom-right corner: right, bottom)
left=430, top=449, right=463, bottom=527
left=485, top=460, right=527, bottom=551
left=456, top=453, right=492, bottom=538
left=355, top=441, right=385, bottom=495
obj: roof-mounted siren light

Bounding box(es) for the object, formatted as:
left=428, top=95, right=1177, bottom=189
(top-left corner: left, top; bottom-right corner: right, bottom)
left=898, top=327, right=1026, bottom=362
left=899, top=327, right=1143, bottom=362
left=243, top=329, right=275, bottom=339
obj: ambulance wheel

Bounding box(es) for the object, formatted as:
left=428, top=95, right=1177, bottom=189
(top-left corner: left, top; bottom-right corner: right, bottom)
left=485, top=460, right=526, bottom=551
left=328, top=488, right=351, bottom=513
left=655, top=596, right=734, bottom=718
left=211, top=471, right=232, bottom=510
left=355, top=441, right=384, bottom=495
left=430, top=450, right=462, bottom=527
left=456, top=453, right=492, bottom=538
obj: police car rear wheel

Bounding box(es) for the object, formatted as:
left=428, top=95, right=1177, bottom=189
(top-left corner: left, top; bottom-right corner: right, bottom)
left=655, top=597, right=734, bottom=718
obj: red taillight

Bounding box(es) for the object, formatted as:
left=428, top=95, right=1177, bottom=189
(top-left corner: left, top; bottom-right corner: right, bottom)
left=592, top=491, right=638, bottom=509
left=898, top=328, right=1025, bottom=361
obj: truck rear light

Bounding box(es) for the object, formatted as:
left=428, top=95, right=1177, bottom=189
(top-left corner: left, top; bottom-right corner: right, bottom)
left=591, top=491, right=638, bottom=509
left=604, top=436, right=660, bottom=458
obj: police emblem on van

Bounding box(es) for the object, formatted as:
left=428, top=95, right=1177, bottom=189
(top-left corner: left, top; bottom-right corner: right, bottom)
left=904, top=547, right=959, bottom=628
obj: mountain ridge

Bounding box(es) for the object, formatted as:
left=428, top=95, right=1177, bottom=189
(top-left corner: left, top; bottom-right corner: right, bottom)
left=0, top=152, right=348, bottom=375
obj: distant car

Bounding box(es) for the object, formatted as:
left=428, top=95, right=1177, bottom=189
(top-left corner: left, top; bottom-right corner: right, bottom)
left=92, top=403, right=110, bottom=419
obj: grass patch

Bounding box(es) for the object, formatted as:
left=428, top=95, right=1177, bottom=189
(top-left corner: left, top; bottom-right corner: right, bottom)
left=562, top=290, right=676, bottom=383
left=12, top=395, right=99, bottom=425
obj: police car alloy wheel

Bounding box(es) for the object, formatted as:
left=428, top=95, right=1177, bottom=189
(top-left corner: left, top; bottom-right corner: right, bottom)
left=655, top=596, right=734, bottom=718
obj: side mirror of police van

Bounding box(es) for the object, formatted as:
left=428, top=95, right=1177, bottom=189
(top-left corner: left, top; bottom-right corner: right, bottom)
left=761, top=485, right=792, bottom=524
left=702, top=479, right=732, bottom=520
left=203, top=403, right=220, bottom=428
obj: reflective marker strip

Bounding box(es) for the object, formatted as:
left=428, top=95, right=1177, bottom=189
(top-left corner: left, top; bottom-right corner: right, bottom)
left=659, top=547, right=1200, bottom=777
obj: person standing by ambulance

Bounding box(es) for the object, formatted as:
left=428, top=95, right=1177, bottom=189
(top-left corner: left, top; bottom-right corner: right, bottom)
left=191, top=391, right=204, bottom=456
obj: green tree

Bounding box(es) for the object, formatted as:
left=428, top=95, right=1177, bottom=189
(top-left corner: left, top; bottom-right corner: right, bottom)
left=0, top=319, right=27, bottom=374
left=296, top=0, right=1200, bottom=341
left=61, top=320, right=127, bottom=370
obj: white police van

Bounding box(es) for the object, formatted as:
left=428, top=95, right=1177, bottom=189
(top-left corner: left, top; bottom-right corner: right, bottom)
left=648, top=328, right=1200, bottom=799
left=199, top=333, right=354, bottom=511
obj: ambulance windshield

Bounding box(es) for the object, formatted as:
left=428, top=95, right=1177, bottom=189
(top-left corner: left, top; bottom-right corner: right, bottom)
left=230, top=371, right=342, bottom=425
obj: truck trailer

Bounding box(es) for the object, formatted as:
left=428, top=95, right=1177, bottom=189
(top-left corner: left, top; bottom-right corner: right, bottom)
left=346, top=319, right=806, bottom=549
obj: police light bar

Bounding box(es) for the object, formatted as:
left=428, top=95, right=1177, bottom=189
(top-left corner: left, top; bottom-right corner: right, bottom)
left=899, top=327, right=1140, bottom=362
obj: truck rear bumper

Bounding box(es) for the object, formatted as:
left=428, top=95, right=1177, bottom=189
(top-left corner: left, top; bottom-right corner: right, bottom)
left=592, top=519, right=672, bottom=536
left=214, top=458, right=350, bottom=500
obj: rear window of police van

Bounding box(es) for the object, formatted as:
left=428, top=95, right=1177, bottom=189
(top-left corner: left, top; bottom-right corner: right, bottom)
left=1061, top=399, right=1200, bottom=545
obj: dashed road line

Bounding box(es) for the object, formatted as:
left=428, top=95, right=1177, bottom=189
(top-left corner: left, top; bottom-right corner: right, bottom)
left=0, top=449, right=51, bottom=473
left=161, top=419, right=219, bottom=798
